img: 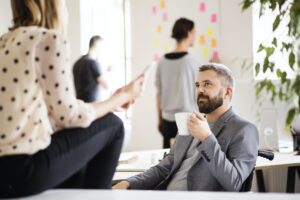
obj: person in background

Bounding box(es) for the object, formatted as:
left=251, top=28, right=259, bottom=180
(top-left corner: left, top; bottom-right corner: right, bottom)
left=156, top=17, right=199, bottom=148
left=113, top=63, right=259, bottom=192
left=73, top=35, right=109, bottom=102
left=0, top=0, right=144, bottom=198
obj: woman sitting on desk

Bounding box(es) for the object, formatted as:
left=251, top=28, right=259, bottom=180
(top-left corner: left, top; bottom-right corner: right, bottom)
left=0, top=0, right=144, bottom=198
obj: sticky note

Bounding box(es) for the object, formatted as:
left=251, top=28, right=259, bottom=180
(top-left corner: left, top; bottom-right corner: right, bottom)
left=207, top=28, right=213, bottom=37
left=212, top=51, right=219, bottom=59
left=163, top=43, right=170, bottom=53
left=160, top=0, right=166, bottom=9
left=152, top=6, right=157, bottom=15
left=211, top=13, right=217, bottom=23
left=199, top=35, right=206, bottom=45
left=157, top=25, right=161, bottom=33
left=202, top=48, right=209, bottom=57
left=163, top=12, right=168, bottom=22
left=199, top=2, right=206, bottom=12
left=211, top=38, right=217, bottom=48
left=152, top=39, right=160, bottom=48
left=153, top=54, right=160, bottom=62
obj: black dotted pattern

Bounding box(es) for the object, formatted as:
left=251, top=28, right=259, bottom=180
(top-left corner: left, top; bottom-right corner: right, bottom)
left=0, top=27, right=90, bottom=154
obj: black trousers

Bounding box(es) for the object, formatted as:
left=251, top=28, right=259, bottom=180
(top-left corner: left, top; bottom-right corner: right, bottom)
left=0, top=113, right=124, bottom=198
left=161, top=119, right=178, bottom=148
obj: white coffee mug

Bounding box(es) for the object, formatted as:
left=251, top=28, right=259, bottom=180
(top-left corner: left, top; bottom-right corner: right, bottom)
left=175, top=112, right=192, bottom=136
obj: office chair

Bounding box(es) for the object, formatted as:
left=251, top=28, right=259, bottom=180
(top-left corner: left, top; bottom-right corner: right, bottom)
left=239, top=150, right=274, bottom=192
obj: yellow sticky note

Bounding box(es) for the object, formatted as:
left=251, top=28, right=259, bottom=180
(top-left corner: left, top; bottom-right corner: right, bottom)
left=152, top=39, right=160, bottom=48
left=211, top=38, right=217, bottom=48
left=199, top=35, right=206, bottom=45
left=207, top=28, right=213, bottom=37
left=202, top=48, right=209, bottom=57
left=160, top=0, right=166, bottom=9
left=163, top=43, right=170, bottom=53
left=156, top=25, right=161, bottom=33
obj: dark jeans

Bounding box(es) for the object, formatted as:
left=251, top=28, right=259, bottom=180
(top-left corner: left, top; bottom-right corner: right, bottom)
left=161, top=119, right=178, bottom=148
left=0, top=113, right=124, bottom=198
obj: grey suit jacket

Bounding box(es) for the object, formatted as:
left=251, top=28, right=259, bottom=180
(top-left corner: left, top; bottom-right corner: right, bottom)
left=127, top=108, right=259, bottom=191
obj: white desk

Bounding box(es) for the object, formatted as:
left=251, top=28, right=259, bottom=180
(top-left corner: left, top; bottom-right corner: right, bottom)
left=117, top=149, right=300, bottom=172
left=20, top=189, right=300, bottom=200
left=115, top=149, right=300, bottom=192
left=256, top=152, right=300, bottom=170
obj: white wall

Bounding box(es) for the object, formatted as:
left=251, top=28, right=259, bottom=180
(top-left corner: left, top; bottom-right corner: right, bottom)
left=0, top=0, right=12, bottom=35
left=129, top=0, right=257, bottom=152
left=66, top=0, right=81, bottom=65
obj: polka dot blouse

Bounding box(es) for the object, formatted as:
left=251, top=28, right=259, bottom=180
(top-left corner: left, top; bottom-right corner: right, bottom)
left=0, top=26, right=96, bottom=156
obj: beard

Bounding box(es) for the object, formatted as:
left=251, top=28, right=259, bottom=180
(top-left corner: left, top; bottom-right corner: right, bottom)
left=197, top=90, right=223, bottom=114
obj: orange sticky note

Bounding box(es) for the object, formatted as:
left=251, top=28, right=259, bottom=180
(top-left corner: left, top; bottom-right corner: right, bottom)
left=211, top=38, right=217, bottom=48
left=156, top=25, right=161, bottom=33
left=160, top=0, right=166, bottom=9
left=199, top=35, right=206, bottom=45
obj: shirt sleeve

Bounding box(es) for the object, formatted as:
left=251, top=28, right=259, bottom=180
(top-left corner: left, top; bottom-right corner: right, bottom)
left=90, top=60, right=101, bottom=78
left=35, top=30, right=96, bottom=130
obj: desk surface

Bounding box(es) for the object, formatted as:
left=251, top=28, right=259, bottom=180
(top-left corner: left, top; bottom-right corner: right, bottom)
left=117, top=149, right=300, bottom=172
left=256, top=151, right=300, bottom=170
left=20, top=190, right=300, bottom=200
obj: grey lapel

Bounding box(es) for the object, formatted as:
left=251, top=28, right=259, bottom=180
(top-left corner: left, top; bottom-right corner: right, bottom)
left=211, top=107, right=235, bottom=138
left=168, top=136, right=193, bottom=176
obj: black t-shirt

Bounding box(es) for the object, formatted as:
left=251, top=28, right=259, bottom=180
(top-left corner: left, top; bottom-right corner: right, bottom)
left=73, top=55, right=102, bottom=102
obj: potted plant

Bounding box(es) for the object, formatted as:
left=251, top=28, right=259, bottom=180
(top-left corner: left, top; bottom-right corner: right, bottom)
left=241, top=0, right=300, bottom=151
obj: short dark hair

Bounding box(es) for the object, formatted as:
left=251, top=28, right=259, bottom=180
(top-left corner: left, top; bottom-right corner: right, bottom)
left=171, top=18, right=194, bottom=42
left=89, top=35, right=102, bottom=49
left=199, top=63, right=235, bottom=89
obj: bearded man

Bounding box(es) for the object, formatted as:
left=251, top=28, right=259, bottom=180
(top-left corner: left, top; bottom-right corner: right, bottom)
left=113, top=63, right=259, bottom=192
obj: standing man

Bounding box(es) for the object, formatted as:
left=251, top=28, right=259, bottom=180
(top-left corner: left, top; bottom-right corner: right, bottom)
left=73, top=35, right=109, bottom=102
left=156, top=18, right=199, bottom=148
left=113, top=63, right=259, bottom=191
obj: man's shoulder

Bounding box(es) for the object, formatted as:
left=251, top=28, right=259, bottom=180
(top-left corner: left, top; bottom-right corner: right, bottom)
left=226, top=112, right=258, bottom=136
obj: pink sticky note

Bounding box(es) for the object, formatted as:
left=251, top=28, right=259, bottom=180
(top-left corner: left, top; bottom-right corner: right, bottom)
left=212, top=51, right=219, bottom=60
left=211, top=13, right=217, bottom=23
left=151, top=6, right=157, bottom=14
left=153, top=54, right=160, bottom=62
left=163, top=13, right=168, bottom=22
left=199, top=2, right=206, bottom=12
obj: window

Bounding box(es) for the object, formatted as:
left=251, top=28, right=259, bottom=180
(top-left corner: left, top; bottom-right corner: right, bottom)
left=80, top=0, right=127, bottom=97
left=253, top=1, right=294, bottom=80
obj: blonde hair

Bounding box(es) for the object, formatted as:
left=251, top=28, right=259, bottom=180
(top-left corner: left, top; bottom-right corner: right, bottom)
left=10, top=0, right=63, bottom=32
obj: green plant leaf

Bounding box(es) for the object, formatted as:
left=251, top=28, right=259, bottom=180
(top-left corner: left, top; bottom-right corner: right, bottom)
left=263, top=57, right=269, bottom=73
left=269, top=1, right=276, bottom=10
left=257, top=44, right=265, bottom=53
left=255, top=63, right=260, bottom=75
left=276, top=69, right=282, bottom=77
left=272, top=38, right=277, bottom=47
left=241, top=0, right=256, bottom=11
left=278, top=0, right=286, bottom=10
left=289, top=51, right=295, bottom=70
left=286, top=107, right=297, bottom=130
left=273, top=15, right=281, bottom=31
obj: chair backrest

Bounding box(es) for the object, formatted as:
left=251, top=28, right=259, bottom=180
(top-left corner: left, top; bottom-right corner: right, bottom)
left=239, top=150, right=274, bottom=192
